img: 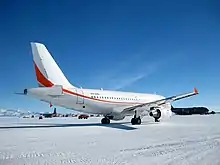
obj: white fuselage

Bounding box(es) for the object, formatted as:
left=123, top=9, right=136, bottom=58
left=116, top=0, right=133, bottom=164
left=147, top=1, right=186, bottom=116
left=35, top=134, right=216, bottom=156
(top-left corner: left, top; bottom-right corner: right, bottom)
left=27, top=87, right=172, bottom=117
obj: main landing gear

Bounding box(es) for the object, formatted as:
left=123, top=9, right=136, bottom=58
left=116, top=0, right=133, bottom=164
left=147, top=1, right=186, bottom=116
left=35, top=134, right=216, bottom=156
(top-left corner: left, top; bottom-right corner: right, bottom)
left=101, top=117, right=110, bottom=124
left=131, top=111, right=141, bottom=125
left=131, top=117, right=141, bottom=125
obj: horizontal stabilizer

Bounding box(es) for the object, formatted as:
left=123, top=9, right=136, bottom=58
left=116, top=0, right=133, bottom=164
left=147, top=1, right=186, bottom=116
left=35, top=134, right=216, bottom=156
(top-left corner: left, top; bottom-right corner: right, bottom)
left=22, top=85, right=64, bottom=97
left=14, top=92, right=26, bottom=95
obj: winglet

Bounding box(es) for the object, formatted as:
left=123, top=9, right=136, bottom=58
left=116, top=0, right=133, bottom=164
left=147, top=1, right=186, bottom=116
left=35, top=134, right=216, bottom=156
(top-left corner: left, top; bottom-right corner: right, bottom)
left=194, top=88, right=199, bottom=94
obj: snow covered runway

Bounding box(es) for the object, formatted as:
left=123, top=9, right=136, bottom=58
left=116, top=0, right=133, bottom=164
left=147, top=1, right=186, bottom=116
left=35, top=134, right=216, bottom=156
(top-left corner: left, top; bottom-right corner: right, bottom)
left=0, top=115, right=220, bottom=165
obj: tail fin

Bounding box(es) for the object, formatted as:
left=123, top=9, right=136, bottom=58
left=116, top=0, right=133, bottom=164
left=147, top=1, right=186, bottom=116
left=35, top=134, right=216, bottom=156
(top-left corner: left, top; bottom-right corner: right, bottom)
left=30, top=42, right=75, bottom=88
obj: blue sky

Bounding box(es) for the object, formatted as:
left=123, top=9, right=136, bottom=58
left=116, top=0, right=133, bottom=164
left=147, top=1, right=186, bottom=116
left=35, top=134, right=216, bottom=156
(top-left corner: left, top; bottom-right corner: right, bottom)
left=0, top=0, right=220, bottom=113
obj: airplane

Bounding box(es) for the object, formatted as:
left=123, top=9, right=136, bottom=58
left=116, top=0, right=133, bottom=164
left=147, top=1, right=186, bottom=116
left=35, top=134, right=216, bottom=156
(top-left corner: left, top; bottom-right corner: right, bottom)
left=17, top=42, right=199, bottom=125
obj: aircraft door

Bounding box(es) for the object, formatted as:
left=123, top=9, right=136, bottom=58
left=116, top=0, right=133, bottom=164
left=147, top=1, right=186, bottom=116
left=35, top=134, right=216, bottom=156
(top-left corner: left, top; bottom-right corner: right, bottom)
left=75, top=89, right=84, bottom=104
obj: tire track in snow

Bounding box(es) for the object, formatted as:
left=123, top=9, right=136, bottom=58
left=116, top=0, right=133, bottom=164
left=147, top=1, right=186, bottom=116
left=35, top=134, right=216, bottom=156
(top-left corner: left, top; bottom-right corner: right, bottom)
left=164, top=136, right=220, bottom=165
left=0, top=151, right=92, bottom=165
left=118, top=136, right=220, bottom=164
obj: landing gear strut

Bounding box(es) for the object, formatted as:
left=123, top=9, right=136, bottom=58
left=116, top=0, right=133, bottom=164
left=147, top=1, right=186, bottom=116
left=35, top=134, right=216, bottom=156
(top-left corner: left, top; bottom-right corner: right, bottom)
left=101, top=117, right=110, bottom=124
left=131, top=111, right=141, bottom=125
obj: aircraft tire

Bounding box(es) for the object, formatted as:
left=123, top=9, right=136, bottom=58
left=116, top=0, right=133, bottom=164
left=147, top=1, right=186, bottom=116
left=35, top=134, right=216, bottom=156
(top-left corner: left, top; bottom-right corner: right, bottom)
left=101, top=118, right=110, bottom=124
left=131, top=117, right=141, bottom=125
left=136, top=118, right=141, bottom=125
left=131, top=118, right=136, bottom=125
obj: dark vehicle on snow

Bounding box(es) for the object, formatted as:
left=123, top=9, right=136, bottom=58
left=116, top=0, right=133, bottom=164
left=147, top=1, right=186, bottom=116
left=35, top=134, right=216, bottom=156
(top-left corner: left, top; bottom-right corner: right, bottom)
left=78, top=114, right=89, bottom=119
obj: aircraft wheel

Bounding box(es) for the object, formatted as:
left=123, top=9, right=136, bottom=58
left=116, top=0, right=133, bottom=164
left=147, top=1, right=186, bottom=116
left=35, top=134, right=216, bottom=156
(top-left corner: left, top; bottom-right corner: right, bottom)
left=131, top=117, right=141, bottom=125
left=131, top=118, right=136, bottom=125
left=136, top=118, right=141, bottom=125
left=101, top=118, right=110, bottom=124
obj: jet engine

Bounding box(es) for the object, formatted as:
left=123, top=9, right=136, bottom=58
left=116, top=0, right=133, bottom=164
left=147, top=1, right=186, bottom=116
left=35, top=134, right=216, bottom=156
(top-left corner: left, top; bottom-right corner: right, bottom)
left=149, top=105, right=172, bottom=121
left=149, top=109, right=161, bottom=119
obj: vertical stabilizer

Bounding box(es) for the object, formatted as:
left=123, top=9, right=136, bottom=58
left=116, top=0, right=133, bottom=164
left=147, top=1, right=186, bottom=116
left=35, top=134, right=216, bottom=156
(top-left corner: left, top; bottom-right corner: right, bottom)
left=31, top=42, right=75, bottom=88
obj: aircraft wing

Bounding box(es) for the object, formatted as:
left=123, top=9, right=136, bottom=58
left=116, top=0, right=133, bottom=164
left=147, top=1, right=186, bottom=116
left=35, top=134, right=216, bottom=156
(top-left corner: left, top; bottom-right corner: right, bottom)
left=121, top=88, right=199, bottom=114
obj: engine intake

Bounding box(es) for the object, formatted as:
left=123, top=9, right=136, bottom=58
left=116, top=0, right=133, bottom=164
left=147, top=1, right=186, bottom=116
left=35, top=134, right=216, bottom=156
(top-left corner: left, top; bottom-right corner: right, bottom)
left=149, top=109, right=161, bottom=119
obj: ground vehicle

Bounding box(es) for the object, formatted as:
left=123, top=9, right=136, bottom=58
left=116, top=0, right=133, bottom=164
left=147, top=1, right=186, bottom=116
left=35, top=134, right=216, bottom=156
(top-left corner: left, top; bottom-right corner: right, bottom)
left=78, top=114, right=89, bottom=119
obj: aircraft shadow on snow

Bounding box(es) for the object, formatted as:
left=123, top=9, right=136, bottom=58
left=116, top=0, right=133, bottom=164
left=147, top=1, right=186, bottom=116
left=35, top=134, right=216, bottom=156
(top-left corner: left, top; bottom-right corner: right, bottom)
left=0, top=121, right=157, bottom=130
left=0, top=122, right=140, bottom=130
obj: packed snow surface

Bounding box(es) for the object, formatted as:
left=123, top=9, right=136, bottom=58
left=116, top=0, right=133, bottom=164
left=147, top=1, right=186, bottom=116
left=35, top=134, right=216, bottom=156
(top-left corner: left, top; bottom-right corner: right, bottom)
left=0, top=115, right=220, bottom=165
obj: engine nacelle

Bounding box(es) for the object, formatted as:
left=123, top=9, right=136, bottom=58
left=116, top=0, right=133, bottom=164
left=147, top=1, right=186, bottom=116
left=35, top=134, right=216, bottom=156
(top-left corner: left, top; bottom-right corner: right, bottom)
left=149, top=109, right=161, bottom=119
left=149, top=107, right=172, bottom=121
left=106, top=114, right=125, bottom=121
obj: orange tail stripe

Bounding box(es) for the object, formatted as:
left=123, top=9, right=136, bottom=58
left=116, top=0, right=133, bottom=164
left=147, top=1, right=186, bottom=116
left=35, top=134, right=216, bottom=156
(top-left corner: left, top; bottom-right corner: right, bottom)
left=34, top=62, right=54, bottom=87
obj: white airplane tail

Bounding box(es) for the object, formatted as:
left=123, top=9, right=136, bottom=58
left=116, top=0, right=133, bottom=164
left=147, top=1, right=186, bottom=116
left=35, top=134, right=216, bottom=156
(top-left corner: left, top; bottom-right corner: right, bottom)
left=30, top=42, right=75, bottom=88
